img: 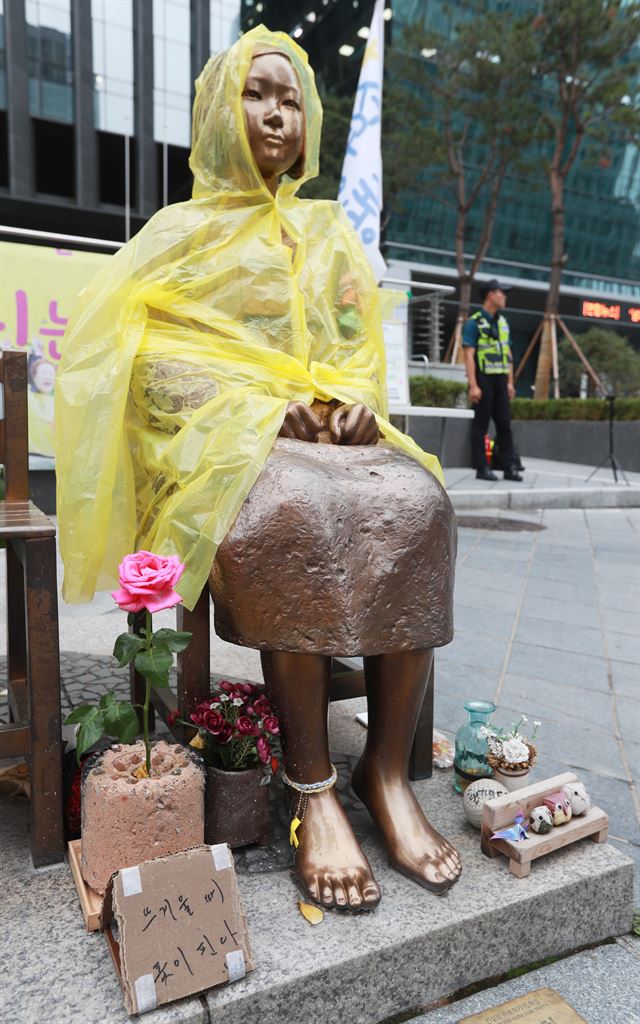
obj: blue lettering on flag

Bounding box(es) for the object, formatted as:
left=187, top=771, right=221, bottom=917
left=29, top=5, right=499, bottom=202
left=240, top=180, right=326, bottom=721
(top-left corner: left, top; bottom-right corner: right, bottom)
left=345, top=80, right=381, bottom=157
left=341, top=174, right=381, bottom=246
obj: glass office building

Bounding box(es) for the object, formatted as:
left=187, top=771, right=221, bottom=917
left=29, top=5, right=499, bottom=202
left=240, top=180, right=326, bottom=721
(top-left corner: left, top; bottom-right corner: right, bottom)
left=0, top=0, right=241, bottom=241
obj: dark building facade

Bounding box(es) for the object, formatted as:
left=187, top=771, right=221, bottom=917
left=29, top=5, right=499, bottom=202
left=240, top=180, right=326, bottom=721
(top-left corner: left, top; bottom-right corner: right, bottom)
left=0, top=0, right=240, bottom=244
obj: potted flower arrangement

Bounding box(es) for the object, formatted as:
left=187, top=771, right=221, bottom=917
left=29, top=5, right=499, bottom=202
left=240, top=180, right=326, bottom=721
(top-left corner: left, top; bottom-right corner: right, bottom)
left=184, top=682, right=280, bottom=848
left=484, top=716, right=541, bottom=791
left=64, top=552, right=205, bottom=895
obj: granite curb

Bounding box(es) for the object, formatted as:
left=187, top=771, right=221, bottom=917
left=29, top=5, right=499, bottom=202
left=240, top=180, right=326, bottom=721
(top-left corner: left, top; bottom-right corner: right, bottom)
left=449, top=485, right=640, bottom=510
left=404, top=940, right=640, bottom=1024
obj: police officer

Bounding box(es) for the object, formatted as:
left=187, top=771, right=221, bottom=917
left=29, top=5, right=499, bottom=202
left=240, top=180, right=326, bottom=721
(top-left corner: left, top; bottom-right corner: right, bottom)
left=462, top=278, right=522, bottom=482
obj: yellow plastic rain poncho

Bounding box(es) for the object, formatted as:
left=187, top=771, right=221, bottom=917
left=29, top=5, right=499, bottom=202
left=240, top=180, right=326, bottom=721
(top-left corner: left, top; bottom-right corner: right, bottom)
left=56, top=26, right=443, bottom=610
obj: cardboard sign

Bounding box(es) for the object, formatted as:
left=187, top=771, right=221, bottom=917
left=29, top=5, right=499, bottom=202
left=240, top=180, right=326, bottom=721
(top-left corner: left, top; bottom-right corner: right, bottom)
left=460, top=987, right=587, bottom=1023
left=102, top=844, right=254, bottom=1015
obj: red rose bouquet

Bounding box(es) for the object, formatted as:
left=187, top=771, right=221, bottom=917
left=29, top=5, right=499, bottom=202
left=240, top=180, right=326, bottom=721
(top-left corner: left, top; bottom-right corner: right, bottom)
left=186, top=681, right=280, bottom=780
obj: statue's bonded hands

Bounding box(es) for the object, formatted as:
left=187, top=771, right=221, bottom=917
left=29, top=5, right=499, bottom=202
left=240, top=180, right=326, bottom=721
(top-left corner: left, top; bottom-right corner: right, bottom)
left=279, top=401, right=322, bottom=441
left=278, top=401, right=379, bottom=446
left=330, top=403, right=379, bottom=446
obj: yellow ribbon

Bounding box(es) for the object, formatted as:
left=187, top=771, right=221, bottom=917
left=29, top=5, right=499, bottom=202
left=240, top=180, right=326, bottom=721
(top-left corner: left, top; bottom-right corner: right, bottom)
left=290, top=816, right=302, bottom=849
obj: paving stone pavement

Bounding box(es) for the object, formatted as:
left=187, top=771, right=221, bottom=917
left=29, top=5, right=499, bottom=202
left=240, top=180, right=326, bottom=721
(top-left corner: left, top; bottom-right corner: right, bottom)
left=0, top=505, right=638, bottom=1023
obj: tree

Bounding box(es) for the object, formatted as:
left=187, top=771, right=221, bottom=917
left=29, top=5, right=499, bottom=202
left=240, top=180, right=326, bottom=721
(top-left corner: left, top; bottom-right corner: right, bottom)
left=531, top=0, right=640, bottom=398
left=383, top=7, right=538, bottom=331
left=557, top=327, right=640, bottom=398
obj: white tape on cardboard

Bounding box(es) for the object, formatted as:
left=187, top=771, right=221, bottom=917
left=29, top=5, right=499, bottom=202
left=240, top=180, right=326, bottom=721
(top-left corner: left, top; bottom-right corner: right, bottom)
left=226, top=949, right=246, bottom=983
left=134, top=974, right=157, bottom=1014
left=210, top=843, right=231, bottom=871
left=121, top=865, right=142, bottom=896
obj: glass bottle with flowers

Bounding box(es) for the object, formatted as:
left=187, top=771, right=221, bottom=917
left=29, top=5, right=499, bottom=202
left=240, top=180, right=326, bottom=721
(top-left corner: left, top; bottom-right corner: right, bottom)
left=182, top=681, right=281, bottom=848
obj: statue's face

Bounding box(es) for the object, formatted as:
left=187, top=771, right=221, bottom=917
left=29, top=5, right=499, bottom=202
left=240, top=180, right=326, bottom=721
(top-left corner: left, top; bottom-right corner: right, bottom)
left=242, top=52, right=304, bottom=183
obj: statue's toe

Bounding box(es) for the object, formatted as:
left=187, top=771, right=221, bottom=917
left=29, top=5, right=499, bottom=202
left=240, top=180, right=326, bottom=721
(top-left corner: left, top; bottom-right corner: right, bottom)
left=345, top=876, right=363, bottom=909
left=320, top=878, right=335, bottom=907
left=362, top=878, right=382, bottom=909
left=306, top=874, right=320, bottom=902
left=332, top=877, right=348, bottom=908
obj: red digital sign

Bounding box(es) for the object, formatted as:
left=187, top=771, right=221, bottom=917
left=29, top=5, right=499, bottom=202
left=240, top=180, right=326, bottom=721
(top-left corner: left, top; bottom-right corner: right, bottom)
left=629, top=307, right=640, bottom=324
left=582, top=300, right=621, bottom=321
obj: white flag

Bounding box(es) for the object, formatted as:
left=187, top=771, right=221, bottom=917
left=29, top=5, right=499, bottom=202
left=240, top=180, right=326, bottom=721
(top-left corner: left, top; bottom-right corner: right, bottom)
left=338, top=0, right=387, bottom=282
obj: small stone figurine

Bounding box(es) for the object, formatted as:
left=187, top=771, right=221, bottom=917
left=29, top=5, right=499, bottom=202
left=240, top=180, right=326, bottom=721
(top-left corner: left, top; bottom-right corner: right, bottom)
left=562, top=781, right=591, bottom=816
left=543, top=791, right=572, bottom=826
left=529, top=805, right=554, bottom=834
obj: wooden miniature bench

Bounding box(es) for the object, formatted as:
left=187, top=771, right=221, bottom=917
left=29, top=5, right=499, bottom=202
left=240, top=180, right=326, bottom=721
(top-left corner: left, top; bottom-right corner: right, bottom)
left=480, top=771, right=608, bottom=878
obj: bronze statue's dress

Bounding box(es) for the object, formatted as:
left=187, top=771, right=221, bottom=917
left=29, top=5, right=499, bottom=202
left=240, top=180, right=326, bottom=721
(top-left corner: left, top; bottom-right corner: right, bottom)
left=211, top=422, right=456, bottom=658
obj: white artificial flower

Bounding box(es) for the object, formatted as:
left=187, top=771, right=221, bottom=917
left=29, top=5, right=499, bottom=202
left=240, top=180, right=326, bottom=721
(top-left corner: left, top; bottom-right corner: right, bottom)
left=232, top=697, right=244, bottom=707
left=521, top=715, right=528, bottom=723
left=534, top=720, right=541, bottom=726
left=219, top=694, right=230, bottom=702
left=501, top=736, right=530, bottom=764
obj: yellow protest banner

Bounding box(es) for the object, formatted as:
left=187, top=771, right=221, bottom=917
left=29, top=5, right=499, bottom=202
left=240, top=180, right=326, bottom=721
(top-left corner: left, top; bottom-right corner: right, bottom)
left=0, top=240, right=111, bottom=456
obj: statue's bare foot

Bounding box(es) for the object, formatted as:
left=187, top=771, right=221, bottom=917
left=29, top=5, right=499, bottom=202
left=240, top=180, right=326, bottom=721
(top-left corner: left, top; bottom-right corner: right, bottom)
left=352, top=759, right=462, bottom=894
left=293, top=787, right=381, bottom=911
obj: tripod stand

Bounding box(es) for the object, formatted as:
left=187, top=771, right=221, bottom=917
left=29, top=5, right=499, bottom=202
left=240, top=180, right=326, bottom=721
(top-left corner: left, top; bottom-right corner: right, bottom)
left=585, top=394, right=629, bottom=485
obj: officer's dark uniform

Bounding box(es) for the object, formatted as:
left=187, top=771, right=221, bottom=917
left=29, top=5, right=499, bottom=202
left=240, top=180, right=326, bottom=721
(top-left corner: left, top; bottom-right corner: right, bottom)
left=463, top=296, right=518, bottom=476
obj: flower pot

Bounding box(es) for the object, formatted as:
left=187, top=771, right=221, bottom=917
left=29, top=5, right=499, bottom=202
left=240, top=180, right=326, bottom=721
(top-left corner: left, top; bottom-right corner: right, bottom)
left=493, top=766, right=531, bottom=792
left=204, top=764, right=270, bottom=848
left=80, top=740, right=204, bottom=894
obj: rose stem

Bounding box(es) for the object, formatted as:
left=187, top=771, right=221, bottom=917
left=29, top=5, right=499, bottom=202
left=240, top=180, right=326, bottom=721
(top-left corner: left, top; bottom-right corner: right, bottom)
left=144, top=610, right=152, bottom=774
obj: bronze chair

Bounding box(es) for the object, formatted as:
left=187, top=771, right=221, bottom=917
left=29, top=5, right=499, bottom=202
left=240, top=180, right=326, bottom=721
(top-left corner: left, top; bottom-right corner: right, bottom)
left=131, top=586, right=435, bottom=780
left=0, top=350, right=64, bottom=865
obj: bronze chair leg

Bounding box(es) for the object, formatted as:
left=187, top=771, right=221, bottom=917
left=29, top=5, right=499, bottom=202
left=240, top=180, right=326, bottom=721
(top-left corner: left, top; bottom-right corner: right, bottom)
left=23, top=537, right=64, bottom=866
left=177, top=587, right=211, bottom=712
left=408, top=654, right=434, bottom=782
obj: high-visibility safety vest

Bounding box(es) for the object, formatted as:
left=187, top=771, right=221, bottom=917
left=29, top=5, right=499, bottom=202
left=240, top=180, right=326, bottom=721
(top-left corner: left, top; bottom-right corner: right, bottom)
left=471, top=310, right=511, bottom=374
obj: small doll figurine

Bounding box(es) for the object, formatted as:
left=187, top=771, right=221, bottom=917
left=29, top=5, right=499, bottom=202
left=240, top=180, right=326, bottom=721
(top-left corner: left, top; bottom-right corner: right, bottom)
left=562, top=782, right=590, bottom=817
left=543, top=791, right=572, bottom=825
left=529, top=805, right=554, bottom=834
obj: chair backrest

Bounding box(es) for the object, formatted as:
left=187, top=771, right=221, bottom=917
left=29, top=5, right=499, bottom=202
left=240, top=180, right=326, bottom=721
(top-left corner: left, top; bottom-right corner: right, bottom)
left=0, top=350, right=30, bottom=501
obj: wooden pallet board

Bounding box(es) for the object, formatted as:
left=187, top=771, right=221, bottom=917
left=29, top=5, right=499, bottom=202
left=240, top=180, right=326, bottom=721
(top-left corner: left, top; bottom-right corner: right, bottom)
left=68, top=839, right=103, bottom=932
left=480, top=772, right=608, bottom=878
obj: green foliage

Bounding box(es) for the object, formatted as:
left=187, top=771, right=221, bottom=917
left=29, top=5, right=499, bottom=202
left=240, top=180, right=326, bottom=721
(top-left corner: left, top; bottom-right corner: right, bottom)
left=510, top=398, right=640, bottom=420
left=532, top=1, right=640, bottom=158
left=409, top=375, right=468, bottom=408
left=135, top=646, right=174, bottom=688
left=153, top=628, right=193, bottom=653
left=64, top=692, right=139, bottom=762
left=557, top=328, right=640, bottom=398
left=113, top=632, right=145, bottom=666
left=66, top=623, right=192, bottom=765
left=382, top=4, right=539, bottom=291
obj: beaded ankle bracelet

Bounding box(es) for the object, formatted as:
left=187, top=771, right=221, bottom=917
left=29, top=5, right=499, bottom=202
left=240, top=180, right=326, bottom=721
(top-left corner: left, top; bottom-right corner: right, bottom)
left=282, top=764, right=338, bottom=849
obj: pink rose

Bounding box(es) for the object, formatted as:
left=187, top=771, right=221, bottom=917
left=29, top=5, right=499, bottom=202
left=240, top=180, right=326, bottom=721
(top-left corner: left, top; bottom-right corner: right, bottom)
left=190, top=711, right=203, bottom=725
left=202, top=709, right=225, bottom=735
left=111, top=551, right=185, bottom=614
left=262, top=715, right=280, bottom=736
left=256, top=736, right=271, bottom=764
left=236, top=715, right=260, bottom=737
